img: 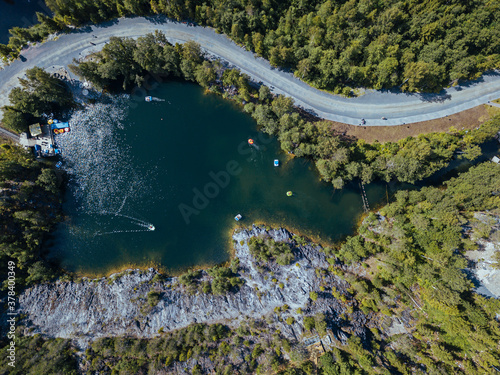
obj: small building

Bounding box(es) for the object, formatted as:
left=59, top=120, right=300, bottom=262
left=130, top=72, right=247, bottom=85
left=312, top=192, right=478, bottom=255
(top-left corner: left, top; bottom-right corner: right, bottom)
left=20, top=123, right=59, bottom=157
left=492, top=156, right=500, bottom=164
left=29, top=123, right=42, bottom=137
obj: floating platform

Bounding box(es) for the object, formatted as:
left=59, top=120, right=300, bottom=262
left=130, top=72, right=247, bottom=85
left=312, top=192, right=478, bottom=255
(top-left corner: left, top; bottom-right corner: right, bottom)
left=53, top=128, right=70, bottom=134
left=50, top=120, right=69, bottom=129
left=235, top=214, right=242, bottom=221
left=51, top=120, right=70, bottom=135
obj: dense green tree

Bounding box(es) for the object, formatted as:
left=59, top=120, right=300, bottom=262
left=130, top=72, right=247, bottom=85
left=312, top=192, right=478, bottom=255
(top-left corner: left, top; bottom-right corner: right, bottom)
left=258, top=85, right=272, bottom=102
left=0, top=144, right=62, bottom=289
left=2, top=67, right=74, bottom=133
left=195, top=61, right=216, bottom=88
left=97, top=37, right=143, bottom=89
left=133, top=31, right=170, bottom=74
left=403, top=61, right=446, bottom=92
left=1, top=108, right=29, bottom=133
left=248, top=237, right=294, bottom=265
left=271, top=95, right=294, bottom=117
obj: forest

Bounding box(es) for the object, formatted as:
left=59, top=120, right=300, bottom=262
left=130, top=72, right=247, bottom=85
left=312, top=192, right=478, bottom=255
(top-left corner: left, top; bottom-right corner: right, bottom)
left=0, top=334, right=77, bottom=375
left=2, top=162, right=498, bottom=374
left=1, top=67, right=75, bottom=133
left=1, top=0, right=499, bottom=93
left=328, top=162, right=500, bottom=374
left=1, top=1, right=499, bottom=372
left=0, top=144, right=63, bottom=290
left=68, top=33, right=500, bottom=188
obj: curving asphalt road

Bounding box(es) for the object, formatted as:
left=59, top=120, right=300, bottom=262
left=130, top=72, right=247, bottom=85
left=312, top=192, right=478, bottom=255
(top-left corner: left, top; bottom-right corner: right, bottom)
left=1, top=16, right=500, bottom=127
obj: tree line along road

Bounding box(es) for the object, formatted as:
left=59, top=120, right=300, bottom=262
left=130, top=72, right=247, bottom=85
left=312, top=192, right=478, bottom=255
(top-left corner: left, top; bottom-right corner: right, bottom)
left=1, top=16, right=500, bottom=128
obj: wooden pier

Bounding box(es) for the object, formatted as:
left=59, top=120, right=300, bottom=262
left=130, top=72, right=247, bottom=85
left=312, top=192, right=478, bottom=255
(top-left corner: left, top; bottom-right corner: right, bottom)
left=360, top=182, right=370, bottom=213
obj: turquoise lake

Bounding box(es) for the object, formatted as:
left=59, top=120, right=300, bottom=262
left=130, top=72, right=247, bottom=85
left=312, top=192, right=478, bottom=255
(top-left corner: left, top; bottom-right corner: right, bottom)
left=46, top=82, right=498, bottom=275
left=0, top=0, right=48, bottom=44
left=45, top=82, right=390, bottom=275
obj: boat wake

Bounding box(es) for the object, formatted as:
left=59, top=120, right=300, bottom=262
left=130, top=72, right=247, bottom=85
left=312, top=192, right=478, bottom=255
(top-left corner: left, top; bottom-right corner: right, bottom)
left=94, top=228, right=151, bottom=236
left=96, top=195, right=155, bottom=236
left=145, top=96, right=165, bottom=102
left=97, top=211, right=155, bottom=234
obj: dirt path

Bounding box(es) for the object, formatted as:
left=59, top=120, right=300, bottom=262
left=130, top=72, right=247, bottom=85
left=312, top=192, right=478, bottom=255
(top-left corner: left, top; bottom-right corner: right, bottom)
left=0, top=125, right=19, bottom=142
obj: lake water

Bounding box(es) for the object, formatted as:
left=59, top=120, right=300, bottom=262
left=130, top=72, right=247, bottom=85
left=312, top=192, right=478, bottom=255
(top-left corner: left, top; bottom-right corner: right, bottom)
left=46, top=82, right=499, bottom=275
left=1, top=2, right=499, bottom=277
left=46, top=82, right=392, bottom=275
left=0, top=0, right=49, bottom=44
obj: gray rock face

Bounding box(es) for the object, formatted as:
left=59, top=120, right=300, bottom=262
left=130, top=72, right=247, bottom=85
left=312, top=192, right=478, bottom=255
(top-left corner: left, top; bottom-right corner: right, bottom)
left=465, top=213, right=500, bottom=298
left=18, top=226, right=331, bottom=346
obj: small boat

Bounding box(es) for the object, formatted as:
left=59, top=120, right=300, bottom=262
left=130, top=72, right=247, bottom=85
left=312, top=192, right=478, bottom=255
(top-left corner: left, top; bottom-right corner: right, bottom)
left=286, top=191, right=293, bottom=197
left=148, top=224, right=155, bottom=231
left=55, top=161, right=62, bottom=168
left=235, top=214, right=242, bottom=221
left=248, top=139, right=254, bottom=145
left=274, top=159, right=279, bottom=167
left=145, top=96, right=152, bottom=102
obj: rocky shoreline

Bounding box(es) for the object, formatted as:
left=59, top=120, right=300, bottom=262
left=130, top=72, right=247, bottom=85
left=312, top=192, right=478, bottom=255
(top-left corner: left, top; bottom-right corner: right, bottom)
left=17, top=225, right=357, bottom=348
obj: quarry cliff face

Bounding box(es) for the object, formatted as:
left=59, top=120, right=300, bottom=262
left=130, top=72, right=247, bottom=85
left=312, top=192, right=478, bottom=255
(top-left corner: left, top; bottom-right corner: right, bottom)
left=465, top=213, right=500, bottom=299
left=17, top=226, right=352, bottom=347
